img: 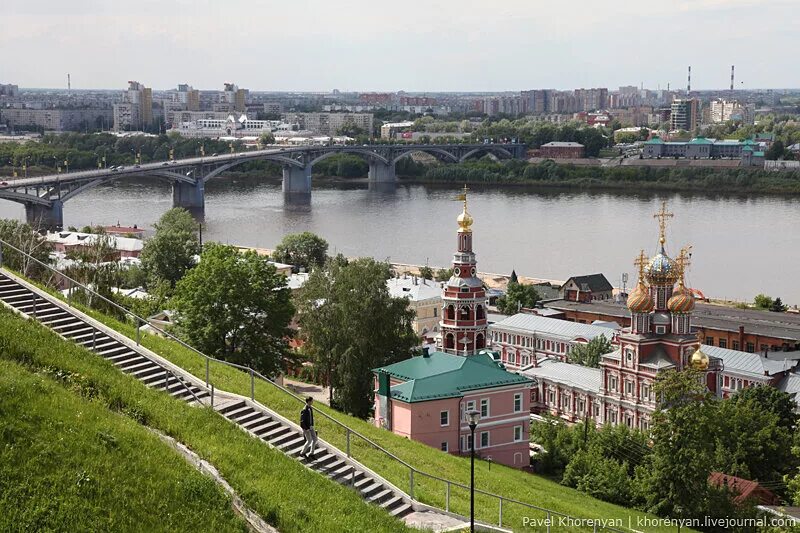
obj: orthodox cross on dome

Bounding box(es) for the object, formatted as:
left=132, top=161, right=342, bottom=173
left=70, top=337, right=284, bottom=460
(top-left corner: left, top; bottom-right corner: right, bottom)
left=653, top=201, right=674, bottom=246
left=634, top=249, right=649, bottom=281
left=676, top=245, right=693, bottom=279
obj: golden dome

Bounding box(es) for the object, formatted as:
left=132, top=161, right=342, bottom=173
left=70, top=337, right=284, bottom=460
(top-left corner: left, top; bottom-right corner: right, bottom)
left=457, top=208, right=473, bottom=232
left=668, top=280, right=695, bottom=314
left=627, top=281, right=654, bottom=313
left=645, top=250, right=680, bottom=286
left=689, top=346, right=709, bottom=371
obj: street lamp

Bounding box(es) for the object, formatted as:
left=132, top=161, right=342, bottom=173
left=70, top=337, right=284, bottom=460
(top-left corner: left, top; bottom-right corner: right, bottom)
left=466, top=409, right=481, bottom=533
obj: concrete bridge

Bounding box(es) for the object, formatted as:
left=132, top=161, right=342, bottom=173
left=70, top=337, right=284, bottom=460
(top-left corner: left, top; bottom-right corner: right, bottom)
left=0, top=143, right=526, bottom=230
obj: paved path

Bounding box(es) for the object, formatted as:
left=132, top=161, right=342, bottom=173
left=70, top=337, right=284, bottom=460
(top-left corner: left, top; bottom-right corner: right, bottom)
left=283, top=377, right=330, bottom=406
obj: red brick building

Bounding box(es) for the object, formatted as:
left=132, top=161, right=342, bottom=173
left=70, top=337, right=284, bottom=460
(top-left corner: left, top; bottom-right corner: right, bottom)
left=538, top=141, right=585, bottom=159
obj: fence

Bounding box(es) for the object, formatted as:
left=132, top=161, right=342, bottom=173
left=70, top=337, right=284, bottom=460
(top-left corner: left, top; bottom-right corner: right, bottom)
left=0, top=237, right=628, bottom=532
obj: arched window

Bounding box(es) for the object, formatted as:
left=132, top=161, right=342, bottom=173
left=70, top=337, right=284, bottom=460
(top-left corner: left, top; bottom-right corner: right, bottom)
left=446, top=305, right=455, bottom=320
left=475, top=304, right=485, bottom=320
left=460, top=306, right=470, bottom=320
left=476, top=333, right=485, bottom=349
left=445, top=333, right=455, bottom=349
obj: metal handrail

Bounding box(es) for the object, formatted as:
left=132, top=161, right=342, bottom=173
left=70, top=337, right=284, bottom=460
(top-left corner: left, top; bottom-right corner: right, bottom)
left=0, top=237, right=628, bottom=532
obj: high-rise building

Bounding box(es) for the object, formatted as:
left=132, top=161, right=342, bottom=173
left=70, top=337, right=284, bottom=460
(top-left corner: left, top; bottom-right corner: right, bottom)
left=113, top=80, right=153, bottom=131
left=710, top=99, right=754, bottom=125
left=222, top=83, right=248, bottom=113
left=670, top=98, right=699, bottom=131
left=436, top=187, right=488, bottom=356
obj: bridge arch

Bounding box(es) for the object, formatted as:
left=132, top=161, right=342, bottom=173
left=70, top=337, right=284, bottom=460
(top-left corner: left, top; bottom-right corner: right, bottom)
left=308, top=148, right=390, bottom=167
left=458, top=145, right=515, bottom=163
left=202, top=154, right=305, bottom=182
left=391, top=147, right=460, bottom=165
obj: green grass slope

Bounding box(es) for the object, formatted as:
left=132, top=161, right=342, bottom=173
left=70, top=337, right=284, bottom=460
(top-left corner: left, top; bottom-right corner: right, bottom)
left=64, top=300, right=685, bottom=532
left=0, top=359, right=248, bottom=532
left=0, top=307, right=410, bottom=533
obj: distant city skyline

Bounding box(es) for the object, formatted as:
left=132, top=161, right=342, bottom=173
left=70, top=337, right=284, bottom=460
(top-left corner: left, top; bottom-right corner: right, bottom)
left=4, top=0, right=799, bottom=92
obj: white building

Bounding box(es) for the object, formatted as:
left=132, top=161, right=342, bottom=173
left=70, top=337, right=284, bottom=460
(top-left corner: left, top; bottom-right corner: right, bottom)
left=489, top=313, right=619, bottom=369
left=170, top=114, right=295, bottom=139
left=710, top=99, right=755, bottom=125
left=387, top=275, right=443, bottom=341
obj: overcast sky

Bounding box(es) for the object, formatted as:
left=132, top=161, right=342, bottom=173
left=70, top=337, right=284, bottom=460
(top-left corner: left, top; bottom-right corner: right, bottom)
left=4, top=0, right=797, bottom=92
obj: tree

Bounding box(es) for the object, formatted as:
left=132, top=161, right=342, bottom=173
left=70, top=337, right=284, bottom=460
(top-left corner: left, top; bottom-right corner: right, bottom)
left=297, top=258, right=418, bottom=418
left=765, top=140, right=786, bottom=160
left=258, top=132, right=275, bottom=146
left=63, top=231, right=121, bottom=313
left=140, top=208, right=200, bottom=290
left=770, top=297, right=787, bottom=312
left=434, top=268, right=453, bottom=282
left=497, top=281, right=540, bottom=314
left=753, top=293, right=774, bottom=310
left=272, top=232, right=328, bottom=272
left=0, top=219, right=52, bottom=280
left=418, top=265, right=433, bottom=280
left=567, top=335, right=612, bottom=368
left=172, top=243, right=294, bottom=377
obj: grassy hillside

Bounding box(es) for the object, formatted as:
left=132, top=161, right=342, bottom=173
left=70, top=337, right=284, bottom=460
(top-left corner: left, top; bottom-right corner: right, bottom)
left=0, top=359, right=247, bottom=532
left=0, top=307, right=410, bottom=533
left=62, top=300, right=686, bottom=532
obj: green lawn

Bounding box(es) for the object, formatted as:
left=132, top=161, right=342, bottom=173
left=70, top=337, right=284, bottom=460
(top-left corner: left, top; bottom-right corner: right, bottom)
left=54, top=298, right=686, bottom=532
left=0, top=359, right=248, bottom=532
left=0, top=307, right=410, bottom=533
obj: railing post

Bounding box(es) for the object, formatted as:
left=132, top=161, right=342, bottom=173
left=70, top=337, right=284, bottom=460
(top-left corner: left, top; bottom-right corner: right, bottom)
left=346, top=428, right=351, bottom=457
left=0, top=241, right=4, bottom=267
left=211, top=384, right=215, bottom=407
left=498, top=497, right=503, bottom=527
left=409, top=469, right=414, bottom=500
left=593, top=523, right=598, bottom=533
left=546, top=511, right=551, bottom=533
left=66, top=278, right=71, bottom=306
left=92, top=328, right=97, bottom=351
left=250, top=368, right=254, bottom=400
left=31, top=292, right=36, bottom=318
left=205, top=356, right=210, bottom=386
left=446, top=481, right=450, bottom=512
left=164, top=370, right=169, bottom=390
left=136, top=318, right=140, bottom=345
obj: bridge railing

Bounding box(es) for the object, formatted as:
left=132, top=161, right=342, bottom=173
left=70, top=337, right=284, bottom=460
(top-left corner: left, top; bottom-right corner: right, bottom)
left=0, top=237, right=626, bottom=532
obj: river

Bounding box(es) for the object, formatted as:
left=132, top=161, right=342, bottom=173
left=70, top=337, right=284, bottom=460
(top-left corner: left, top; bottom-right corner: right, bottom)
left=1, top=177, right=798, bottom=305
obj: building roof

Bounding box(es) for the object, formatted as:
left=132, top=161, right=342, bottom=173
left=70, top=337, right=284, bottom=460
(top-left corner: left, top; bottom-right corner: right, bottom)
left=708, top=473, right=777, bottom=505
left=522, top=358, right=602, bottom=392
left=491, top=313, right=616, bottom=342
left=689, top=137, right=713, bottom=145
left=703, top=344, right=796, bottom=378
left=46, top=231, right=143, bottom=252
left=778, top=373, right=800, bottom=399
left=387, top=276, right=442, bottom=302
left=544, top=299, right=800, bottom=343
left=541, top=141, right=584, bottom=148
left=645, top=136, right=664, bottom=145
left=374, top=351, right=532, bottom=403
left=563, top=273, right=613, bottom=293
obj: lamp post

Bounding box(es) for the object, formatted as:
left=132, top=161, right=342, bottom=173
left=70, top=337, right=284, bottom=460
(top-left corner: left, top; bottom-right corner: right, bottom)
left=467, top=409, right=481, bottom=533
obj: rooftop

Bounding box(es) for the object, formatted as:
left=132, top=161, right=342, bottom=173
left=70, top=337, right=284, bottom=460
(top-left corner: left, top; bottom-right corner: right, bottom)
left=375, top=351, right=532, bottom=403
left=541, top=141, right=584, bottom=148
left=563, top=273, right=613, bottom=293
left=491, top=313, right=617, bottom=342
left=702, top=344, right=796, bottom=377
left=544, top=299, right=800, bottom=343
left=522, top=358, right=602, bottom=392
left=387, top=276, right=442, bottom=302
left=46, top=231, right=143, bottom=252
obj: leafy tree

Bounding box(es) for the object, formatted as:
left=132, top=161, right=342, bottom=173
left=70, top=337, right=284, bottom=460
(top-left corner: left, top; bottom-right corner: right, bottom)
left=765, top=140, right=786, bottom=160
left=434, top=268, right=453, bottom=282
left=140, top=208, right=200, bottom=289
left=497, top=281, right=540, bottom=314
left=562, top=449, right=632, bottom=505
left=418, top=265, right=433, bottom=280
left=258, top=132, right=275, bottom=146
left=0, top=219, right=52, bottom=280
left=297, top=257, right=418, bottom=418
left=335, top=120, right=366, bottom=138
left=567, top=335, right=612, bottom=368
left=753, top=293, right=774, bottom=309
left=633, top=369, right=718, bottom=519
left=272, top=232, right=328, bottom=272
left=770, top=297, right=787, bottom=312
left=172, top=243, right=294, bottom=376
left=729, top=384, right=798, bottom=432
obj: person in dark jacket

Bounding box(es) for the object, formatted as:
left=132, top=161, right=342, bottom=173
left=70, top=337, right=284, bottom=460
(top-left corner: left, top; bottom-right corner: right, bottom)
left=300, top=397, right=317, bottom=459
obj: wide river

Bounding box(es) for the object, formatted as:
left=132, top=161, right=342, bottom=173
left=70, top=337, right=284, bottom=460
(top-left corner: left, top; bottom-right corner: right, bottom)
left=1, top=177, right=798, bottom=305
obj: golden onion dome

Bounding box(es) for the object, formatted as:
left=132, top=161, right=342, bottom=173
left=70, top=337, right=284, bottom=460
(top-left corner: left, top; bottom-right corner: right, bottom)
left=645, top=250, right=680, bottom=286
left=627, top=281, right=655, bottom=313
left=457, top=209, right=473, bottom=233
left=689, top=346, right=710, bottom=371
left=668, top=281, right=695, bottom=314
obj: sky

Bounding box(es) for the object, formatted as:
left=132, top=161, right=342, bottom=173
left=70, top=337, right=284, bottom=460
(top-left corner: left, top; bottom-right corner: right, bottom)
left=3, top=0, right=798, bottom=92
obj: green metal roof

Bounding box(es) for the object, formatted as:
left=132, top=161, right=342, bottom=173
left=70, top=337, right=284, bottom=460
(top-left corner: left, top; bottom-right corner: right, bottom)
left=742, top=146, right=754, bottom=152
left=644, top=136, right=664, bottom=144
left=753, top=151, right=765, bottom=157
left=689, top=137, right=713, bottom=144
left=374, top=351, right=533, bottom=403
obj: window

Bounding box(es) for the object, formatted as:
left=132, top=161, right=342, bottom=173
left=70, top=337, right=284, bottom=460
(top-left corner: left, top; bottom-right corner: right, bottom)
left=480, top=431, right=490, bottom=448
left=656, top=326, right=666, bottom=334
left=732, top=340, right=740, bottom=351
left=706, top=336, right=714, bottom=346
left=547, top=391, right=555, bottom=404
left=440, top=410, right=449, bottom=427
left=746, top=342, right=755, bottom=353
left=625, top=381, right=633, bottom=395
left=608, top=376, right=617, bottom=391
left=466, top=434, right=473, bottom=451
left=513, top=393, right=523, bottom=413
left=514, top=425, right=523, bottom=442
left=433, top=307, right=438, bottom=317
left=642, top=383, right=650, bottom=400
left=465, top=400, right=475, bottom=421
left=480, top=399, right=490, bottom=418
left=718, top=339, right=727, bottom=349
left=440, top=441, right=448, bottom=452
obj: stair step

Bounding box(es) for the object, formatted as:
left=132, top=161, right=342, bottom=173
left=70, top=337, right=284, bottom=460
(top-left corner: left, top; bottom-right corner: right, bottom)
left=354, top=476, right=374, bottom=490
left=381, top=495, right=404, bottom=511
left=51, top=320, right=87, bottom=331
left=368, top=488, right=393, bottom=504
left=65, top=328, right=99, bottom=341
left=358, top=481, right=383, bottom=497
left=389, top=503, right=413, bottom=518
left=130, top=365, right=164, bottom=379
left=217, top=401, right=248, bottom=415
left=234, top=411, right=265, bottom=426
left=276, top=435, right=305, bottom=451
left=37, top=311, right=71, bottom=322
left=107, top=352, right=140, bottom=364
left=90, top=339, right=119, bottom=351
left=242, top=416, right=273, bottom=431
left=224, top=405, right=256, bottom=421
left=263, top=425, right=291, bottom=441
left=120, top=360, right=155, bottom=374
left=329, top=463, right=355, bottom=480
left=97, top=345, right=131, bottom=357
left=251, top=420, right=282, bottom=436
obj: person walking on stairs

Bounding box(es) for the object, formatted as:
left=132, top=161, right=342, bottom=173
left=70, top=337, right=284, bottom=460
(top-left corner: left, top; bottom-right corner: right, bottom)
left=300, top=397, right=317, bottom=460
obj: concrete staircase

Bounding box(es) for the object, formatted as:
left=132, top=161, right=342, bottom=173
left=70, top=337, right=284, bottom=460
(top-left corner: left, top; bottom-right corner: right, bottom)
left=0, top=270, right=415, bottom=522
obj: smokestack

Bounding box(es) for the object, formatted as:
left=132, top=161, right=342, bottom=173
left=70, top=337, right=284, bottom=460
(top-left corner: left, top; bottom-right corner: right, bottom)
left=67, top=73, right=71, bottom=96
left=687, top=66, right=691, bottom=94
left=730, top=65, right=735, bottom=94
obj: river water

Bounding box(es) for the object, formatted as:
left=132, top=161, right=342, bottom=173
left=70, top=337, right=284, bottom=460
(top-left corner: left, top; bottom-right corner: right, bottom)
left=1, top=177, right=798, bottom=305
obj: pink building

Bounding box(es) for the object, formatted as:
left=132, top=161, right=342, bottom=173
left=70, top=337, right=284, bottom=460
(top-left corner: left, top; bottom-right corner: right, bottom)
left=373, top=350, right=534, bottom=468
